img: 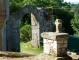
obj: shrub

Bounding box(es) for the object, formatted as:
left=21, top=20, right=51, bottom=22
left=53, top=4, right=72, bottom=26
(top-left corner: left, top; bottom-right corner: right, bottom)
left=71, top=13, right=79, bottom=36
left=20, top=24, right=32, bottom=42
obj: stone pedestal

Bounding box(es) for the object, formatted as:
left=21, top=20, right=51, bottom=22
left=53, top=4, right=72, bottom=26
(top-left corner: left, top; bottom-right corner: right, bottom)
left=41, top=32, right=69, bottom=57
left=41, top=19, right=72, bottom=60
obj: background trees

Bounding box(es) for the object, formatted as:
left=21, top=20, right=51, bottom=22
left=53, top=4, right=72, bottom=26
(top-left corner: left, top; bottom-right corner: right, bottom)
left=53, top=7, right=74, bottom=34
left=70, top=4, right=79, bottom=36
left=71, top=13, right=79, bottom=36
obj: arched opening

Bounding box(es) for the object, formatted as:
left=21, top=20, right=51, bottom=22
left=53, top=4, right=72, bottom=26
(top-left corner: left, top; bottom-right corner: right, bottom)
left=20, top=12, right=43, bottom=54
left=20, top=12, right=32, bottom=53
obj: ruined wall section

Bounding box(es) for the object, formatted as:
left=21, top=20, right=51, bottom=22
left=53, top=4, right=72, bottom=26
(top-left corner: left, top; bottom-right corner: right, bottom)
left=6, top=5, right=53, bottom=52
left=39, top=8, right=53, bottom=33
left=6, top=5, right=40, bottom=51
left=0, top=0, right=8, bottom=51
left=39, top=8, right=53, bottom=43
left=6, top=15, right=20, bottom=51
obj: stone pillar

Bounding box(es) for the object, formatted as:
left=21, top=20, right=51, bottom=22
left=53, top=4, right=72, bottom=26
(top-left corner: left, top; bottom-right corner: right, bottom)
left=31, top=13, right=40, bottom=48
left=41, top=19, right=72, bottom=60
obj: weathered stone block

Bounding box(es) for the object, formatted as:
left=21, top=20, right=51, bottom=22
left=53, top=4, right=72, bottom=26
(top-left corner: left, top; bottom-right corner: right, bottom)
left=41, top=32, right=69, bottom=57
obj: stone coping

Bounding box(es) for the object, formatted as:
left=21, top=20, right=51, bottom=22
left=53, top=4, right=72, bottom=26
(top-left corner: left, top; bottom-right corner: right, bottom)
left=41, top=32, right=69, bottom=40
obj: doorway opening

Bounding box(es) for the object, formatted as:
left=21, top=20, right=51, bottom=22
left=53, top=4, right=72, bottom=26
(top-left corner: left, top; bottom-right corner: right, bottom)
left=20, top=12, right=43, bottom=54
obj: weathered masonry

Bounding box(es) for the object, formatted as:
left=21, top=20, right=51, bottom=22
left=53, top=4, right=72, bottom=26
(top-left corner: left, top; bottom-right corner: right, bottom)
left=5, top=5, right=53, bottom=52
left=0, top=0, right=9, bottom=51
left=0, top=0, right=53, bottom=52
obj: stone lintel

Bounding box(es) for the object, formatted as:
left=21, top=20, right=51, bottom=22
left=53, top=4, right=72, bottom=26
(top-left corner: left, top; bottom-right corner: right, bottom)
left=41, top=32, right=69, bottom=40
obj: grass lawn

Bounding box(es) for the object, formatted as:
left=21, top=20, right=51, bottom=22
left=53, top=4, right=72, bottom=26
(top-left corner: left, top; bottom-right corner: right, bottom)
left=20, top=41, right=43, bottom=55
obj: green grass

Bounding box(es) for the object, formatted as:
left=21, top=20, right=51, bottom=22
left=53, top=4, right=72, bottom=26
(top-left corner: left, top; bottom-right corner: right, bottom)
left=20, top=41, right=43, bottom=55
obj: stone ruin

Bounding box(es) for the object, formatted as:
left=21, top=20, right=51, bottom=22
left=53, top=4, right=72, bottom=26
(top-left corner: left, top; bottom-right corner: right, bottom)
left=0, top=0, right=53, bottom=52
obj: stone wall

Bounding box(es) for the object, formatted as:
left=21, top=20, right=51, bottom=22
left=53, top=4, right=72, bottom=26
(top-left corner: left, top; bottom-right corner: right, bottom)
left=0, top=0, right=53, bottom=52
left=5, top=5, right=53, bottom=52
left=0, top=0, right=9, bottom=50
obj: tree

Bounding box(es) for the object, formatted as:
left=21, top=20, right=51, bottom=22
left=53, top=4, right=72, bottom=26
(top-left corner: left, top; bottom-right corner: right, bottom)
left=32, top=0, right=64, bottom=7
left=71, top=13, right=79, bottom=36
left=70, top=3, right=79, bottom=14
left=9, top=0, right=64, bottom=9
left=53, top=6, right=74, bottom=34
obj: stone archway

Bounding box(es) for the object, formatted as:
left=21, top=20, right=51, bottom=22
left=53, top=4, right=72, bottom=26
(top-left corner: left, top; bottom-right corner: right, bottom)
left=6, top=5, right=41, bottom=52
left=19, top=5, right=40, bottom=48
left=3, top=5, right=53, bottom=52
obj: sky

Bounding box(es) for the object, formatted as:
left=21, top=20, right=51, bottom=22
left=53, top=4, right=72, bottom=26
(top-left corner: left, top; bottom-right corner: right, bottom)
left=64, top=0, right=79, bottom=4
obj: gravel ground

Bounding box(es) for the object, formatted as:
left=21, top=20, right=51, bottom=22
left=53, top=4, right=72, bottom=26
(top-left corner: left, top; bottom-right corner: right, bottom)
left=0, top=52, right=79, bottom=60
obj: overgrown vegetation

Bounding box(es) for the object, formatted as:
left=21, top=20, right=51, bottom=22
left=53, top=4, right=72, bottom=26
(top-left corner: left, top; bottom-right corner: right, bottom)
left=20, top=24, right=32, bottom=42
left=71, top=13, right=79, bottom=36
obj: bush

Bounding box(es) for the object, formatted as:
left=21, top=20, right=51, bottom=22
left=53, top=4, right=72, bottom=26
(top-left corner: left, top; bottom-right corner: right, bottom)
left=71, top=13, right=79, bottom=36
left=20, top=24, right=32, bottom=42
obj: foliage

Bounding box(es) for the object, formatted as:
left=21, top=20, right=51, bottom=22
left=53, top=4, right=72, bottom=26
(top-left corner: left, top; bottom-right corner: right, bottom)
left=31, top=0, right=64, bottom=7
left=53, top=7, right=74, bottom=34
left=20, top=24, right=32, bottom=42
left=70, top=4, right=79, bottom=14
left=9, top=0, right=23, bottom=14
left=70, top=3, right=79, bottom=36
left=20, top=13, right=31, bottom=27
left=9, top=0, right=64, bottom=7
left=9, top=0, right=64, bottom=14
left=20, top=41, right=43, bottom=54
left=71, top=13, right=79, bottom=36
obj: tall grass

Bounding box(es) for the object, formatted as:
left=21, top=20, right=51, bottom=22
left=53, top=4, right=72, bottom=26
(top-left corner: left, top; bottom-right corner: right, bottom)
left=20, top=41, right=43, bottom=55
left=20, top=24, right=43, bottom=54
